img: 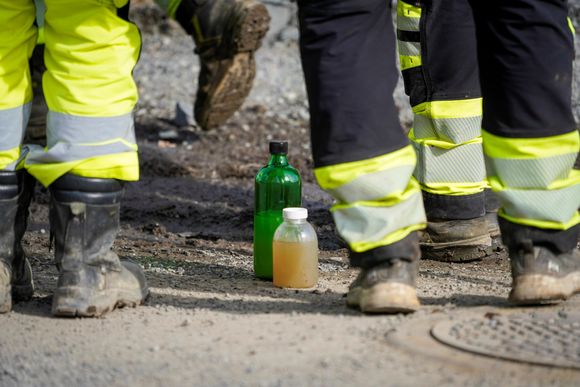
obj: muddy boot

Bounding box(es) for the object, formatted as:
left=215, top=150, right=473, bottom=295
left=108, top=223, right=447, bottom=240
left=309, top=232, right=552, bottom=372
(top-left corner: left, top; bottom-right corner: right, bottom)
left=347, top=233, right=421, bottom=314
left=176, top=0, right=270, bottom=130
left=0, top=171, right=35, bottom=313
left=346, top=259, right=420, bottom=314
left=501, top=220, right=580, bottom=305
left=50, top=175, right=149, bottom=317
left=420, top=216, right=493, bottom=262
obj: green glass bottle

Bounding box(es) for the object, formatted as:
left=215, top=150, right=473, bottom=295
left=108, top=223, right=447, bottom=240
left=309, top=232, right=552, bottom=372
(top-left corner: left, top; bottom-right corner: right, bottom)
left=254, top=141, right=301, bottom=279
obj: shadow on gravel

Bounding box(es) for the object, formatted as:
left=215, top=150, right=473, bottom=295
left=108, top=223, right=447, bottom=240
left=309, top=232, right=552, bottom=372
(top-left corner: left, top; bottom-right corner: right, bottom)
left=421, top=294, right=509, bottom=308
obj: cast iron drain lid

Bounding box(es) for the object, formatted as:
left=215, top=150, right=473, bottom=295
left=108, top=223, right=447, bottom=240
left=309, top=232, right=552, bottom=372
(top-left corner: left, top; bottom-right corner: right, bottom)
left=431, top=312, right=580, bottom=369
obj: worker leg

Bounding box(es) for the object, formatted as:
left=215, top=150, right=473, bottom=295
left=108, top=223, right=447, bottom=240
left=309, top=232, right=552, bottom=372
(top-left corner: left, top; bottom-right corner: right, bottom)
left=0, top=1, right=37, bottom=313
left=28, top=0, right=148, bottom=317
left=25, top=0, right=140, bottom=187
left=472, top=0, right=580, bottom=304
left=298, top=0, right=425, bottom=313
left=396, top=0, right=493, bottom=262
left=155, top=0, right=270, bottom=130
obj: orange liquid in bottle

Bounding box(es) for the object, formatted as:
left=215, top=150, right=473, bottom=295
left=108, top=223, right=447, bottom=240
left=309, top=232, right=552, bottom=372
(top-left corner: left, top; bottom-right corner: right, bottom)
left=273, top=240, right=318, bottom=288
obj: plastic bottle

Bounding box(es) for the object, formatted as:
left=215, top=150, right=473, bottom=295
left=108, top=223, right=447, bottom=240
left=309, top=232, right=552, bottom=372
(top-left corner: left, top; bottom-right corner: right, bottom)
left=254, top=141, right=301, bottom=279
left=273, top=207, right=318, bottom=288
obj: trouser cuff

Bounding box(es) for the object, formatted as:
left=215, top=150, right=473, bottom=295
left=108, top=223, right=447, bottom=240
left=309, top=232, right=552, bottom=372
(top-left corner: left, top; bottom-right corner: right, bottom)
left=349, top=232, right=420, bottom=269
left=423, top=191, right=485, bottom=220
left=499, top=217, right=580, bottom=255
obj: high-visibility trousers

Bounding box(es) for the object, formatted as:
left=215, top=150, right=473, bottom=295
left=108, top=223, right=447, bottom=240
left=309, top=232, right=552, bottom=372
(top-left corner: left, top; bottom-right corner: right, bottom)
left=397, top=0, right=486, bottom=220
left=297, top=0, right=579, bottom=267
left=0, top=0, right=140, bottom=187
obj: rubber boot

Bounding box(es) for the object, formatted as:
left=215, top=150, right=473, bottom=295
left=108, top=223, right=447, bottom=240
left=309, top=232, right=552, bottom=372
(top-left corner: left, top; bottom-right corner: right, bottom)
left=50, top=175, right=149, bottom=317
left=346, top=234, right=421, bottom=314
left=0, top=171, right=35, bottom=313
left=175, top=0, right=270, bottom=130
left=501, top=220, right=580, bottom=305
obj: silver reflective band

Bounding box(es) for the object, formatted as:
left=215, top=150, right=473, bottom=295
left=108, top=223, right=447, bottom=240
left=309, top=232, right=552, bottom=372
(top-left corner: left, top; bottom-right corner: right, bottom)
left=413, top=141, right=486, bottom=184
left=413, top=114, right=482, bottom=144
left=333, top=191, right=425, bottom=245
left=26, top=111, right=136, bottom=165
left=0, top=103, right=31, bottom=151
left=325, top=164, right=415, bottom=204
left=45, top=111, right=136, bottom=148
left=486, top=154, right=577, bottom=189
left=398, top=41, right=421, bottom=57
left=397, top=14, right=420, bottom=32
left=500, top=185, right=580, bottom=224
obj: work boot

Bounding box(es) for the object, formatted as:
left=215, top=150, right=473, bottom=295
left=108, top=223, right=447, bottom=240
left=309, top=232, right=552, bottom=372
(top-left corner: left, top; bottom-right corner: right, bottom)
left=420, top=216, right=493, bottom=262
left=176, top=0, right=270, bottom=130
left=508, top=244, right=580, bottom=305
left=346, top=259, right=420, bottom=314
left=0, top=171, right=35, bottom=313
left=50, top=175, right=149, bottom=317
left=501, top=219, right=580, bottom=305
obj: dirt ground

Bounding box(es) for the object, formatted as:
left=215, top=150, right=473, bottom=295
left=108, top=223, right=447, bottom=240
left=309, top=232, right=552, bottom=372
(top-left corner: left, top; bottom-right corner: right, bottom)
left=1, top=3, right=580, bottom=387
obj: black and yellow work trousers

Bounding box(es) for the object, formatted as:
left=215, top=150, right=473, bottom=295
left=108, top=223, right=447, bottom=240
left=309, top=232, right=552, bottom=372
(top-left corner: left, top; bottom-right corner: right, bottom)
left=298, top=0, right=579, bottom=267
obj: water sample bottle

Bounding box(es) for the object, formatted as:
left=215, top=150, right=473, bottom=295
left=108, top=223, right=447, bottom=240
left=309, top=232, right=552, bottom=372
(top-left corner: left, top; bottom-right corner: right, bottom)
left=273, top=207, right=318, bottom=288
left=254, top=141, right=301, bottom=279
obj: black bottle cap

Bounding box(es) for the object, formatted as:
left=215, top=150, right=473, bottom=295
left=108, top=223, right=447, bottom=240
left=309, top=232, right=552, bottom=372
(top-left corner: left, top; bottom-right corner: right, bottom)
left=269, top=141, right=288, bottom=154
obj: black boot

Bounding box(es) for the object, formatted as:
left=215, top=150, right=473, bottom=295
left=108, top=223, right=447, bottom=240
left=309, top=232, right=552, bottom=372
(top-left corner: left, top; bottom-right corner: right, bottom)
left=0, top=171, right=35, bottom=313
left=50, top=175, right=148, bottom=317
left=175, top=0, right=270, bottom=130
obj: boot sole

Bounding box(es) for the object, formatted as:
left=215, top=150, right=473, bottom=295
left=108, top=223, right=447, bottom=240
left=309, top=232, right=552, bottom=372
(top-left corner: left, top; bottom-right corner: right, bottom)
left=52, top=286, right=149, bottom=317
left=350, top=283, right=420, bottom=314
left=422, top=243, right=493, bottom=263
left=196, top=1, right=270, bottom=129
left=509, top=273, right=580, bottom=305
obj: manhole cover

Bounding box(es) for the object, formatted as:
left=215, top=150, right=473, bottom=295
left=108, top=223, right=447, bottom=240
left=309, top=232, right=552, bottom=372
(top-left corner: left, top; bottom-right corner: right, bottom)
left=431, top=312, right=580, bottom=369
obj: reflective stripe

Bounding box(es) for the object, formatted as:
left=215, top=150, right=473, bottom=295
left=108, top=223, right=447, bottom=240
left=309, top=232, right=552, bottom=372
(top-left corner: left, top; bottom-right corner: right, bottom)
left=568, top=17, right=576, bottom=36
left=45, top=111, right=136, bottom=148
left=315, top=145, right=416, bottom=190
left=412, top=98, right=482, bottom=119
left=0, top=103, right=31, bottom=151
left=409, top=98, right=486, bottom=195
left=25, top=112, right=138, bottom=186
left=487, top=154, right=577, bottom=189
left=332, top=188, right=426, bottom=253
left=397, top=1, right=421, bottom=32
left=316, top=146, right=425, bottom=253
left=412, top=141, right=486, bottom=185
left=400, top=55, right=422, bottom=70
left=483, top=130, right=580, bottom=230
left=413, top=114, right=482, bottom=144
left=482, top=130, right=579, bottom=159
left=498, top=186, right=580, bottom=227
left=325, top=165, right=415, bottom=203
left=398, top=41, right=421, bottom=57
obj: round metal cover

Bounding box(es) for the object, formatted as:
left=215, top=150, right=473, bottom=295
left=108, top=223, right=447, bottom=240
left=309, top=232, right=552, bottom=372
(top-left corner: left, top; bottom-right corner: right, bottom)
left=431, top=312, right=580, bottom=369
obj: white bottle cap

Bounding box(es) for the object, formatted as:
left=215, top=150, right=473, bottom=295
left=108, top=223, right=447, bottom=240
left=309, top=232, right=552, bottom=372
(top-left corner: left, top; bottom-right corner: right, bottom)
left=283, top=207, right=308, bottom=220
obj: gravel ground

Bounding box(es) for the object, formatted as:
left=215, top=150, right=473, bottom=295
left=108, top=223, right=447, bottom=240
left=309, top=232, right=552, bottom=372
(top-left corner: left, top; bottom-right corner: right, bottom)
left=0, top=2, right=579, bottom=387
